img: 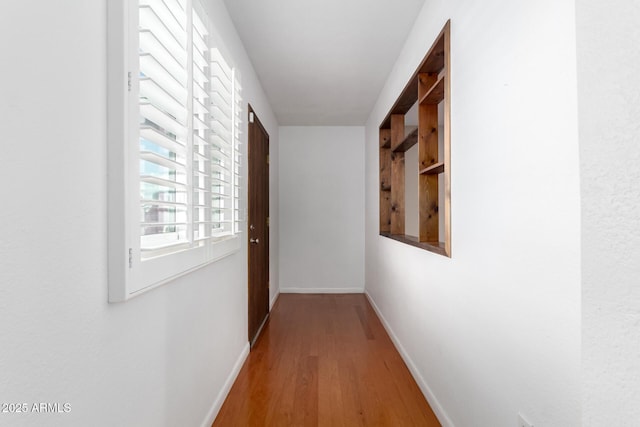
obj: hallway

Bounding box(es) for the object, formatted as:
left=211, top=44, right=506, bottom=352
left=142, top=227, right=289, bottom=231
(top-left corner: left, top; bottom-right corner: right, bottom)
left=213, top=294, right=440, bottom=426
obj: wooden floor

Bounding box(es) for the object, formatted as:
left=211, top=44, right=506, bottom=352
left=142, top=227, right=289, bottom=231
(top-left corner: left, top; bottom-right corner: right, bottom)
left=213, top=294, right=440, bottom=427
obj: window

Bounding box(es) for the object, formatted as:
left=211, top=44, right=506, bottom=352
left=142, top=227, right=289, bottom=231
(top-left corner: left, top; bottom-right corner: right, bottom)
left=379, top=21, right=451, bottom=257
left=108, top=0, right=243, bottom=301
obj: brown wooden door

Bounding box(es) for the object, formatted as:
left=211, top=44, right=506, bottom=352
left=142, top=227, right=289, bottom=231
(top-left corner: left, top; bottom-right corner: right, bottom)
left=248, top=105, right=269, bottom=347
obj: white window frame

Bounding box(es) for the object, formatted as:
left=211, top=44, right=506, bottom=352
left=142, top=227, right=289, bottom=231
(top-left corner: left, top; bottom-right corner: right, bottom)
left=107, top=0, right=242, bottom=302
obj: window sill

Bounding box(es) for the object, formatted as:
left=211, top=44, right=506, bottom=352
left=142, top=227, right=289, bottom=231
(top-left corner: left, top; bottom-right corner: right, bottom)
left=380, top=232, right=448, bottom=257
left=109, top=235, right=241, bottom=302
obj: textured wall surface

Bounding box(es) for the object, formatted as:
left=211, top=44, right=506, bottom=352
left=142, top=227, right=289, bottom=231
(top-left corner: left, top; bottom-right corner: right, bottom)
left=577, top=0, right=640, bottom=425
left=364, top=0, right=581, bottom=426
left=279, top=126, right=365, bottom=293
left=0, top=1, right=278, bottom=426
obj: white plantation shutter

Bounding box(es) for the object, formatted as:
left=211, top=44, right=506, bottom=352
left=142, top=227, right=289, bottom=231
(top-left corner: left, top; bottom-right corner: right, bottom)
left=191, top=8, right=211, bottom=243
left=107, top=0, right=243, bottom=301
left=232, top=73, right=243, bottom=233
left=138, top=0, right=190, bottom=256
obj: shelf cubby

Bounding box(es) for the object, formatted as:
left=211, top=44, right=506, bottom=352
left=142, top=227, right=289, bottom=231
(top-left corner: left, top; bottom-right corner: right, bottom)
left=419, top=162, right=444, bottom=175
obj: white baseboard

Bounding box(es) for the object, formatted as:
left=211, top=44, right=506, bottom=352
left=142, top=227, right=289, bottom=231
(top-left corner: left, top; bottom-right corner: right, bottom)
left=365, top=292, right=454, bottom=427
left=270, top=290, right=280, bottom=310
left=201, top=342, right=250, bottom=427
left=280, top=287, right=364, bottom=294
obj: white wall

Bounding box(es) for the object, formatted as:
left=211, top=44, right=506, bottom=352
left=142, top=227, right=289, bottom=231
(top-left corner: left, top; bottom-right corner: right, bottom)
left=279, top=127, right=365, bottom=293
left=0, top=1, right=278, bottom=426
left=364, top=1, right=581, bottom=426
left=577, top=0, right=640, bottom=425
left=268, top=118, right=281, bottom=308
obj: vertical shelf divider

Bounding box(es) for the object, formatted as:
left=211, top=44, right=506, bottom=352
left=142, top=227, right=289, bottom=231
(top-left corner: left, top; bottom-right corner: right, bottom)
left=390, top=114, right=405, bottom=235
left=379, top=129, right=392, bottom=233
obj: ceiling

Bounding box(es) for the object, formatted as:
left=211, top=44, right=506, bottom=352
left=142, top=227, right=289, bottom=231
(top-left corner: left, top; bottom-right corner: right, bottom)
left=222, top=0, right=426, bottom=125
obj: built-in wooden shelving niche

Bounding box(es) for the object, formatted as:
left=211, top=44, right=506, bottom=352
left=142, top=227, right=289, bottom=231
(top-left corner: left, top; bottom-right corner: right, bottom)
left=379, top=20, right=451, bottom=257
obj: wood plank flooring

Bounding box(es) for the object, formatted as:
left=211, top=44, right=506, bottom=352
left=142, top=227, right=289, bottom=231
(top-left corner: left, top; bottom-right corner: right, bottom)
left=213, top=294, right=440, bottom=427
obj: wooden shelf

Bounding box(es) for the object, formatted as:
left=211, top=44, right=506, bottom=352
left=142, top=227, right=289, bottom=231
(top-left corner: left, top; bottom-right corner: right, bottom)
left=419, top=162, right=444, bottom=175
left=380, top=233, right=447, bottom=256
left=392, top=128, right=418, bottom=153
left=379, top=20, right=451, bottom=257
left=419, top=75, right=445, bottom=105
